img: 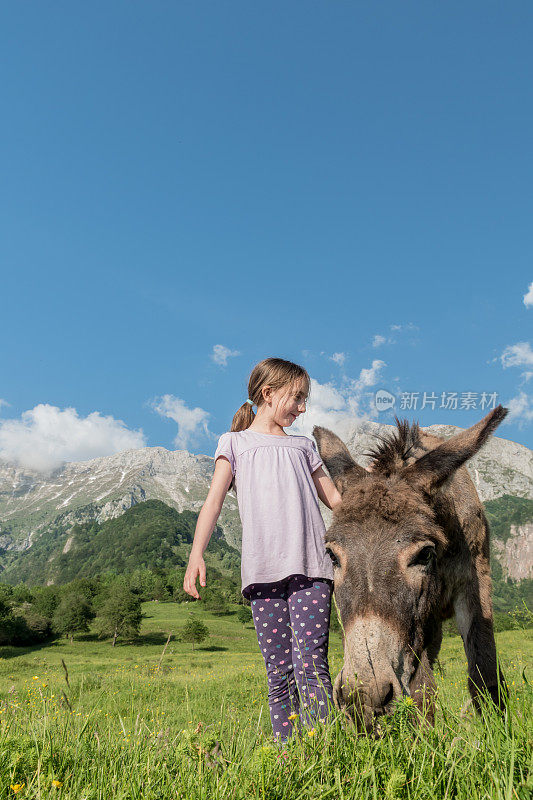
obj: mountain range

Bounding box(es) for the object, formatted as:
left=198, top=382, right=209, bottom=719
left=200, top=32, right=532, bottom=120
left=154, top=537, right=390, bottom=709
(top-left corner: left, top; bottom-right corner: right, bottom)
left=0, top=419, right=531, bottom=585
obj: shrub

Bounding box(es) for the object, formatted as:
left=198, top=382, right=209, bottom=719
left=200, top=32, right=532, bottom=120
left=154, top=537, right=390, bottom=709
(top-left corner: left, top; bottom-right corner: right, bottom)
left=178, top=615, right=209, bottom=650
left=236, top=605, right=252, bottom=625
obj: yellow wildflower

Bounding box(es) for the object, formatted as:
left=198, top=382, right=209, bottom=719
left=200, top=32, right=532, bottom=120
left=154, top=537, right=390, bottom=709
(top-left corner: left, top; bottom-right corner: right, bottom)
left=307, top=729, right=316, bottom=737
left=11, top=784, right=25, bottom=794
left=288, top=713, right=299, bottom=721
left=52, top=780, right=63, bottom=788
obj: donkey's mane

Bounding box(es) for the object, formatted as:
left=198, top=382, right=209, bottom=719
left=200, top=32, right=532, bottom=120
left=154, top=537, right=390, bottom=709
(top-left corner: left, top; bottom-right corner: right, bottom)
left=364, top=417, right=423, bottom=474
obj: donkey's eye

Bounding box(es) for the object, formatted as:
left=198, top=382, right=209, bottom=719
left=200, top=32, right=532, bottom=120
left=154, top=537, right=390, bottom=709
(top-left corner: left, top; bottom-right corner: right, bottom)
left=410, top=546, right=436, bottom=568
left=326, top=547, right=340, bottom=569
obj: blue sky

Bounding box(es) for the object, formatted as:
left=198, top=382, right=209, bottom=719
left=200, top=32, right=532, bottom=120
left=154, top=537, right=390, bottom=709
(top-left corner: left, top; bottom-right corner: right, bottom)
left=1, top=1, right=532, bottom=472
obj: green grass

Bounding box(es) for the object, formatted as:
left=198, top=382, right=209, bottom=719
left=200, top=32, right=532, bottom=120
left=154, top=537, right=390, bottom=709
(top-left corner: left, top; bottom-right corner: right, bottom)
left=0, top=602, right=531, bottom=799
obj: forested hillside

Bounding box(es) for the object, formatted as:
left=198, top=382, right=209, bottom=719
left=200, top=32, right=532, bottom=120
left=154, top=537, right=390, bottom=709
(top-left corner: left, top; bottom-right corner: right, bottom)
left=0, top=500, right=240, bottom=585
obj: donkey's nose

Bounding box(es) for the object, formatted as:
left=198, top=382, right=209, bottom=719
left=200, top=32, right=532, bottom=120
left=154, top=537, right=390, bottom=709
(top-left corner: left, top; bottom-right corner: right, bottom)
left=369, top=674, right=400, bottom=711
left=377, top=682, right=394, bottom=708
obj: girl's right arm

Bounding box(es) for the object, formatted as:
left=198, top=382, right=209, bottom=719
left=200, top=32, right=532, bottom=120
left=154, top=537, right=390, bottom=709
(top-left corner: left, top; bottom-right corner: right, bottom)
left=183, top=456, right=234, bottom=599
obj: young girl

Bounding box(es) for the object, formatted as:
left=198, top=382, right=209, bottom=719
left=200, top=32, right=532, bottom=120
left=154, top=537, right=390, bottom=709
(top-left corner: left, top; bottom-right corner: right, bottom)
left=183, top=357, right=343, bottom=743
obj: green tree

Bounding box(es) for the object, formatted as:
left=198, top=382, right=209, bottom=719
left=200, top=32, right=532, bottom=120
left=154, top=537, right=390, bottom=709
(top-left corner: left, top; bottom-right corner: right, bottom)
left=32, top=586, right=59, bottom=619
left=173, top=585, right=191, bottom=603
left=11, top=583, right=33, bottom=604
left=13, top=603, right=52, bottom=644
left=152, top=575, right=171, bottom=602
left=201, top=586, right=232, bottom=615
left=236, top=605, right=252, bottom=625
left=0, top=597, right=17, bottom=645
left=129, top=568, right=157, bottom=601
left=226, top=586, right=246, bottom=605
left=0, top=584, right=13, bottom=604
left=52, top=593, right=94, bottom=643
left=94, top=583, right=142, bottom=646
left=510, top=600, right=533, bottom=629
left=179, top=615, right=209, bottom=651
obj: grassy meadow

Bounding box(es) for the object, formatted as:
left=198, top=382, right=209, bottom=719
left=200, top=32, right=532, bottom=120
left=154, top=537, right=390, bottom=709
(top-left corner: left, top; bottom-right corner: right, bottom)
left=0, top=601, right=531, bottom=799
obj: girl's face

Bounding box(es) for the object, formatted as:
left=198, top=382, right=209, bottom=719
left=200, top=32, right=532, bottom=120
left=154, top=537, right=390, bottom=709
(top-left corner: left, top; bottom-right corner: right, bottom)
left=267, top=380, right=308, bottom=427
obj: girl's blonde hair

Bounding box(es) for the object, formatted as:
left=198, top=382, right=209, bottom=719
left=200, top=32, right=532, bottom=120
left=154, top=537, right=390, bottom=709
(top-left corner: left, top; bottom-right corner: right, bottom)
left=226, top=357, right=311, bottom=491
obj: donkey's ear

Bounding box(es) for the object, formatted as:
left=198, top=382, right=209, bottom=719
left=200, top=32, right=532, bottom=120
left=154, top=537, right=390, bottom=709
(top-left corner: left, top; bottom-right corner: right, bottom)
left=400, top=405, right=508, bottom=494
left=312, top=425, right=367, bottom=495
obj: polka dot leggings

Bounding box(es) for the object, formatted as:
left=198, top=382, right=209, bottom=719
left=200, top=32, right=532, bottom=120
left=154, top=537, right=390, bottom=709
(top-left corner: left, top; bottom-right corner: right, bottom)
left=247, top=573, right=335, bottom=742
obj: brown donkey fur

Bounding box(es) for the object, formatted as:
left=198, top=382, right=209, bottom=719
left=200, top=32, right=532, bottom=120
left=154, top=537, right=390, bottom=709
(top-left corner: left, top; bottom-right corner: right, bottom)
left=313, top=405, right=508, bottom=731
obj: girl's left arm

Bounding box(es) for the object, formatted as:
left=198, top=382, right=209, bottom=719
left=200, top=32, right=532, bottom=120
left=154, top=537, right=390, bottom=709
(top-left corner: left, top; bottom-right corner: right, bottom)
left=312, top=463, right=374, bottom=510
left=311, top=466, right=343, bottom=510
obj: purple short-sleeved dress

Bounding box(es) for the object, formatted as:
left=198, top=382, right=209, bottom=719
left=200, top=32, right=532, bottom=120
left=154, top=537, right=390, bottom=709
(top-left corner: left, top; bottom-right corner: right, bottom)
left=214, top=429, right=335, bottom=599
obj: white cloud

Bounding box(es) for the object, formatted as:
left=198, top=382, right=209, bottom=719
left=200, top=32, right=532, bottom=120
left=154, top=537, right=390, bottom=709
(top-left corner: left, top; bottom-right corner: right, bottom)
left=500, top=342, right=533, bottom=369
left=372, top=322, right=419, bottom=348
left=505, top=392, right=533, bottom=428
left=330, top=352, right=346, bottom=366
left=151, top=394, right=210, bottom=450
left=352, top=360, right=386, bottom=391
left=0, top=404, right=146, bottom=474
left=0, top=399, right=10, bottom=412
left=211, top=344, right=241, bottom=367
left=524, top=282, right=533, bottom=308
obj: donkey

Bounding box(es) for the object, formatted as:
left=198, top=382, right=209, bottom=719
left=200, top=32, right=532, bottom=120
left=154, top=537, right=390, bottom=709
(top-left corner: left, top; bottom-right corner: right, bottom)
left=313, top=405, right=508, bottom=731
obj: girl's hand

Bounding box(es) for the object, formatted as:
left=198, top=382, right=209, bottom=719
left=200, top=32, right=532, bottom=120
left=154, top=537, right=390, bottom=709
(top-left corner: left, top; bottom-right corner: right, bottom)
left=183, top=554, right=207, bottom=599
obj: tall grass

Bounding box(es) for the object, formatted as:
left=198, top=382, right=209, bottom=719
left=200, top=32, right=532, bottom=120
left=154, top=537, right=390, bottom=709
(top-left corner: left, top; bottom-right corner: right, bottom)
left=0, top=603, right=531, bottom=799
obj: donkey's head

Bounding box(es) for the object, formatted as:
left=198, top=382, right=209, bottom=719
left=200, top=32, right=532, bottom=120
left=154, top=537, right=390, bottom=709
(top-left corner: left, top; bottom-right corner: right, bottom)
left=314, top=405, right=508, bottom=730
